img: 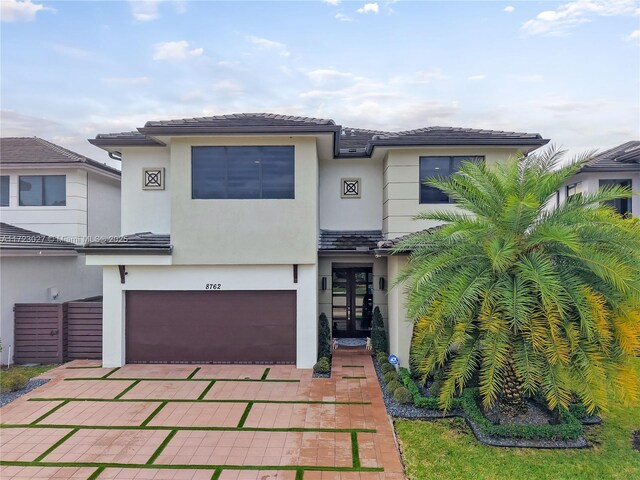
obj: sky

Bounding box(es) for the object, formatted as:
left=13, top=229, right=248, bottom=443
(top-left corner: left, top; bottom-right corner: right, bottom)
left=1, top=0, right=639, bottom=165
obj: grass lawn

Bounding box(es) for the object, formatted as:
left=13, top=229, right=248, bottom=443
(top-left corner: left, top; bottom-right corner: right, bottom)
left=395, top=359, right=640, bottom=480
left=0, top=364, right=57, bottom=393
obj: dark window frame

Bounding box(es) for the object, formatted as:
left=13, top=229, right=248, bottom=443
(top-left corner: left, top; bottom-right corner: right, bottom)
left=18, top=175, right=66, bottom=207
left=0, top=175, right=9, bottom=207
left=566, top=181, right=582, bottom=199
left=191, top=146, right=295, bottom=200
left=599, top=179, right=632, bottom=216
left=419, top=155, right=484, bottom=204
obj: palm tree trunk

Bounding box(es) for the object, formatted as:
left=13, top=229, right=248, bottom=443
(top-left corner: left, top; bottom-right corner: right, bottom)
left=500, top=355, right=528, bottom=415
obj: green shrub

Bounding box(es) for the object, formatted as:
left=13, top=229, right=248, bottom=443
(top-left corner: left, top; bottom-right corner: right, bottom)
left=381, top=363, right=396, bottom=374
left=0, top=369, right=28, bottom=393
left=313, top=357, right=331, bottom=374
left=387, top=380, right=401, bottom=393
left=384, top=371, right=399, bottom=384
left=318, top=313, right=331, bottom=360
left=429, top=368, right=445, bottom=397
left=371, top=306, right=388, bottom=353
left=394, top=386, right=412, bottom=404
left=376, top=351, right=389, bottom=364
left=399, top=367, right=445, bottom=410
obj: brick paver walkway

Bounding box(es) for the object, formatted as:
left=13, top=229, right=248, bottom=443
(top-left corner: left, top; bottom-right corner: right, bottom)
left=0, top=352, right=405, bottom=480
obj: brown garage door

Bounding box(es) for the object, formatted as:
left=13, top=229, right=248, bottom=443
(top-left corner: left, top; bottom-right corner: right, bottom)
left=126, top=290, right=296, bottom=363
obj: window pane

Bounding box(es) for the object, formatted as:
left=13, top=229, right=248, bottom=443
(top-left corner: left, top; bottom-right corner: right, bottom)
left=261, top=146, right=294, bottom=199
left=19, top=176, right=43, bottom=206
left=226, top=147, right=260, bottom=199
left=600, top=179, right=632, bottom=215
left=192, top=147, right=226, bottom=199
left=44, top=175, right=66, bottom=206
left=420, top=157, right=450, bottom=203
left=0, top=176, right=8, bottom=206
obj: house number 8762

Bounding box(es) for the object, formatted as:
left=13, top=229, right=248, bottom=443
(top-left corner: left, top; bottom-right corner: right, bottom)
left=205, top=283, right=222, bottom=290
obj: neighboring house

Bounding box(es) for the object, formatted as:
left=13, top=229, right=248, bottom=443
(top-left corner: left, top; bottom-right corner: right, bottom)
left=0, top=137, right=121, bottom=364
left=84, top=113, right=548, bottom=369
left=557, top=141, right=640, bottom=217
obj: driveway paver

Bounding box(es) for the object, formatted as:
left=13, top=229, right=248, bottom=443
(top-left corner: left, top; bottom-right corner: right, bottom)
left=0, top=353, right=405, bottom=479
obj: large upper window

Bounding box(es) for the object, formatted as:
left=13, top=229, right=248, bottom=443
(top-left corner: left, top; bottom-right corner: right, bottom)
left=600, top=179, right=632, bottom=216
left=0, top=176, right=9, bottom=206
left=19, top=175, right=66, bottom=206
left=419, top=156, right=484, bottom=204
left=192, top=146, right=295, bottom=199
left=566, top=182, right=582, bottom=199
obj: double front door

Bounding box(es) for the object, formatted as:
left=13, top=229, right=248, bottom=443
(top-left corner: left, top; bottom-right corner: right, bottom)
left=331, top=267, right=373, bottom=338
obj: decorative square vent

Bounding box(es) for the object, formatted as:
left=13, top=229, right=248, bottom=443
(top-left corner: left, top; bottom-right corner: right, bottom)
left=143, top=168, right=165, bottom=190
left=341, top=178, right=361, bottom=198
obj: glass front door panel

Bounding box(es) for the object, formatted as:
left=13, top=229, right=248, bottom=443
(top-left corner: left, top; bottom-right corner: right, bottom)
left=331, top=267, right=374, bottom=337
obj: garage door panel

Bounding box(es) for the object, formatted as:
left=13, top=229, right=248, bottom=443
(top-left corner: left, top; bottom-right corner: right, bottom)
left=126, top=290, right=296, bottom=363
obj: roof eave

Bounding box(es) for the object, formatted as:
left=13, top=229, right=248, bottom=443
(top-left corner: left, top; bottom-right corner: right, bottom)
left=78, top=247, right=173, bottom=255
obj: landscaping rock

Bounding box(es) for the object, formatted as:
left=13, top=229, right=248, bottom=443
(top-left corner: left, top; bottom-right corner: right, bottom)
left=0, top=378, right=49, bottom=407
left=633, top=431, right=640, bottom=452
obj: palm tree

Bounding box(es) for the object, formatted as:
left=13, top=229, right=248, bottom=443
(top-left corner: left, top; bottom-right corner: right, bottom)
left=395, top=148, right=640, bottom=414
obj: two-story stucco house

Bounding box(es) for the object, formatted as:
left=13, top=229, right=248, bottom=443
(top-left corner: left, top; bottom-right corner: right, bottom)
left=0, top=137, right=121, bottom=364
left=556, top=141, right=640, bottom=217
left=83, top=113, right=548, bottom=369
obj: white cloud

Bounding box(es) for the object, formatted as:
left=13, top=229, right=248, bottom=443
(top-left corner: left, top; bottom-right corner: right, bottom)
left=509, top=74, right=545, bottom=82
left=468, top=74, right=486, bottom=81
left=129, top=0, right=160, bottom=22
left=153, top=40, right=203, bottom=60
left=357, top=2, right=379, bottom=14
left=213, top=80, right=243, bottom=94
left=522, top=0, right=639, bottom=36
left=627, top=29, right=640, bottom=41
left=536, top=99, right=609, bottom=112
left=1, top=0, right=52, bottom=22
left=50, top=43, right=92, bottom=59
left=307, top=69, right=354, bottom=83
left=335, top=12, right=354, bottom=21
left=504, top=6, right=515, bottom=13
left=245, top=35, right=290, bottom=56
left=322, top=0, right=341, bottom=5
left=102, top=76, right=151, bottom=85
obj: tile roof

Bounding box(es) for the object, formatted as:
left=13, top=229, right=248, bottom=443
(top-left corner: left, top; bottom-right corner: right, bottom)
left=369, top=126, right=547, bottom=148
left=319, top=230, right=384, bottom=251
left=375, top=227, right=441, bottom=253
left=79, top=232, right=172, bottom=254
left=90, top=113, right=549, bottom=156
left=581, top=141, right=640, bottom=172
left=0, top=137, right=121, bottom=175
left=0, top=223, right=77, bottom=251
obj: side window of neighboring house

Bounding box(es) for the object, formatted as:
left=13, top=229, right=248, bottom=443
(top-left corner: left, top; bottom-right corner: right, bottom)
left=599, top=179, right=632, bottom=216
left=191, top=146, right=295, bottom=199
left=0, top=175, right=9, bottom=206
left=566, top=182, right=582, bottom=199
left=419, top=156, right=484, bottom=204
left=18, top=175, right=66, bottom=206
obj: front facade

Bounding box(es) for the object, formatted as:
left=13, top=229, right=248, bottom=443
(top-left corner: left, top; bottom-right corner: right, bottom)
left=0, top=137, right=121, bottom=364
left=85, top=114, right=548, bottom=368
left=557, top=141, right=640, bottom=217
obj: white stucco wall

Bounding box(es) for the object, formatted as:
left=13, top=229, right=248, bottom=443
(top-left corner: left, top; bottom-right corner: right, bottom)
left=0, top=254, right=102, bottom=365
left=0, top=168, right=88, bottom=240
left=386, top=255, right=413, bottom=368
left=319, top=157, right=383, bottom=230
left=101, top=263, right=317, bottom=369
left=317, top=255, right=388, bottom=334
left=170, top=136, right=318, bottom=265
left=87, top=172, right=121, bottom=237
left=120, top=147, right=171, bottom=235
left=557, top=171, right=640, bottom=217
left=383, top=147, right=524, bottom=239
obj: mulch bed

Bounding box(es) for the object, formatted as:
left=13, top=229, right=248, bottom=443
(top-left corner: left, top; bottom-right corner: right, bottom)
left=374, top=359, right=588, bottom=449
left=0, top=378, right=49, bottom=407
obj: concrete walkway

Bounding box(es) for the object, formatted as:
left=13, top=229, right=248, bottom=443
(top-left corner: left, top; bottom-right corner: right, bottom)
left=0, top=351, right=405, bottom=480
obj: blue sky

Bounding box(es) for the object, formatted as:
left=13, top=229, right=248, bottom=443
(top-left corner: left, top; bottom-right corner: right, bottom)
left=1, top=0, right=638, bottom=163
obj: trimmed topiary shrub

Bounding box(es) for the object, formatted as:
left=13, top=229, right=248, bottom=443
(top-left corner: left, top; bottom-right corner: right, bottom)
left=429, top=368, right=445, bottom=398
left=384, top=371, right=399, bottom=384
left=0, top=370, right=28, bottom=393
left=376, top=351, right=389, bottom=364
left=318, top=313, right=331, bottom=360
left=394, top=386, right=412, bottom=404
left=371, top=307, right=388, bottom=353
left=313, top=357, right=331, bottom=374
left=381, top=363, right=396, bottom=374
left=386, top=380, right=401, bottom=394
